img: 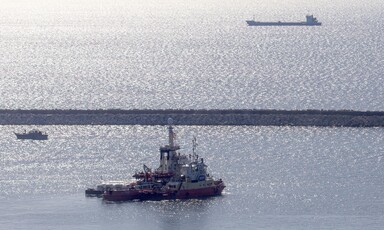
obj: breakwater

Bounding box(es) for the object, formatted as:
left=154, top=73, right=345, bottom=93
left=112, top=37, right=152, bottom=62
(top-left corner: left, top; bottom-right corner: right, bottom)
left=1, top=109, right=384, bottom=127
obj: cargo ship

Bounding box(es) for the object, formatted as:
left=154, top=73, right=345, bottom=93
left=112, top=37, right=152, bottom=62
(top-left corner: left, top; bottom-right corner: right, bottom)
left=246, top=15, right=321, bottom=26
left=101, top=119, right=225, bottom=201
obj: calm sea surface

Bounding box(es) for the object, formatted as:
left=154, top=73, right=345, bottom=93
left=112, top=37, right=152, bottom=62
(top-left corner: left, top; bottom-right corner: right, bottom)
left=1, top=125, right=384, bottom=229
left=1, top=0, right=384, bottom=229
left=0, top=0, right=383, bottom=110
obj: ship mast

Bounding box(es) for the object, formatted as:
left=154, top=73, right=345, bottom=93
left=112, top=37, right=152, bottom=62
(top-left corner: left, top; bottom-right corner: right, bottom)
left=168, top=118, right=174, bottom=147
left=192, top=136, right=198, bottom=161
left=158, top=118, right=180, bottom=173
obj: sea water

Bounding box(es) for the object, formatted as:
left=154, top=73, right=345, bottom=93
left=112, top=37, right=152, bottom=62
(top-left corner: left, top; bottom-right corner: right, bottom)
left=1, top=125, right=384, bottom=229
left=0, top=0, right=384, bottom=229
left=0, top=0, right=383, bottom=110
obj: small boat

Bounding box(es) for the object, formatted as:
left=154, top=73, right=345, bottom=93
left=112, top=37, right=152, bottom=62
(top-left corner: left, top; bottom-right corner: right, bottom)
left=97, top=118, right=225, bottom=202
left=15, top=129, right=48, bottom=140
left=246, top=15, right=321, bottom=26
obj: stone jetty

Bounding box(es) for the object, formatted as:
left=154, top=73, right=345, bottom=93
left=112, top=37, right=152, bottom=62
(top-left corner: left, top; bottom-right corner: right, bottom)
left=0, top=109, right=383, bottom=127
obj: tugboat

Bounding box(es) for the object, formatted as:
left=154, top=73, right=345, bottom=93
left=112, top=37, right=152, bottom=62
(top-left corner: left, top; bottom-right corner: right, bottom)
left=102, top=119, right=225, bottom=201
left=15, top=129, right=48, bottom=140
left=246, top=15, right=321, bottom=26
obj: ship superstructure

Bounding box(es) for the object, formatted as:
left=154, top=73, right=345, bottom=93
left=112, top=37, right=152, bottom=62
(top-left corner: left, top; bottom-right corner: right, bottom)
left=102, top=119, right=225, bottom=201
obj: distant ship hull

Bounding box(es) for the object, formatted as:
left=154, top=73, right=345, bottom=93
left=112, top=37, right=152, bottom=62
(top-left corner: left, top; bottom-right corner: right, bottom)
left=246, top=15, right=321, bottom=26
left=15, top=131, right=48, bottom=140
left=15, top=134, right=48, bottom=140
left=246, top=20, right=321, bottom=26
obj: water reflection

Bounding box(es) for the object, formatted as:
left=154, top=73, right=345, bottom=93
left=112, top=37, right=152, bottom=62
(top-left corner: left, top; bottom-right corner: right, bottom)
left=99, top=197, right=222, bottom=230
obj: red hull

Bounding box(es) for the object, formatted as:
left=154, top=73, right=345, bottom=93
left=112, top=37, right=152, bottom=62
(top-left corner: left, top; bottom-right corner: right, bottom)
left=175, top=184, right=225, bottom=199
left=103, top=183, right=225, bottom=202
left=103, top=190, right=142, bottom=201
